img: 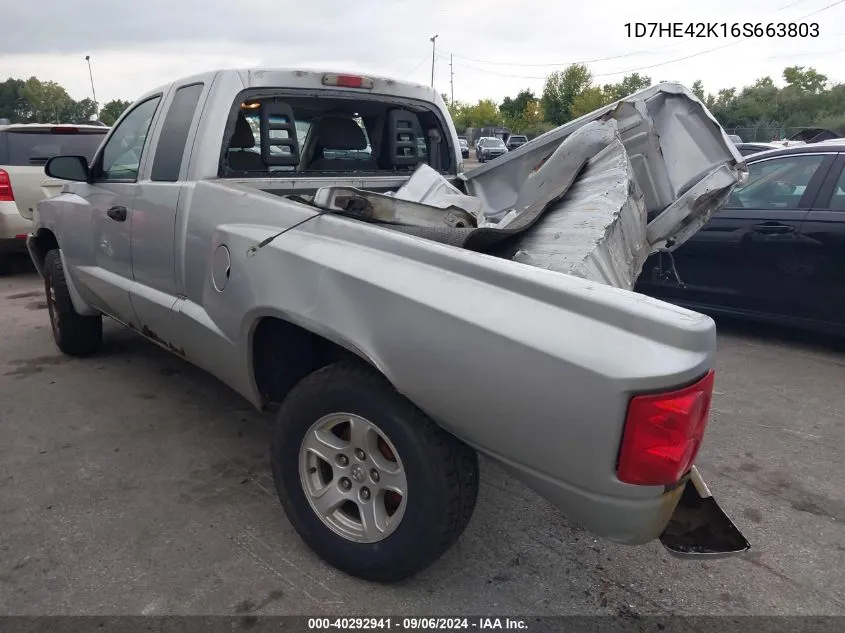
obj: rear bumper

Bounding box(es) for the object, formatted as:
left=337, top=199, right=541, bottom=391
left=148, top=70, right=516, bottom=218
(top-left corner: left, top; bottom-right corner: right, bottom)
left=0, top=201, right=32, bottom=253
left=495, top=458, right=749, bottom=556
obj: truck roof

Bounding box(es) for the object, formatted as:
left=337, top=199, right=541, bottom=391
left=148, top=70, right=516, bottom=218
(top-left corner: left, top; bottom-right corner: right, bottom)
left=137, top=68, right=444, bottom=109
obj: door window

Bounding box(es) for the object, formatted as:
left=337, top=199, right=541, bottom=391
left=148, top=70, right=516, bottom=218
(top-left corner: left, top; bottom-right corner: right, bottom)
left=828, top=167, right=845, bottom=211
left=99, top=96, right=162, bottom=181
left=726, top=154, right=825, bottom=210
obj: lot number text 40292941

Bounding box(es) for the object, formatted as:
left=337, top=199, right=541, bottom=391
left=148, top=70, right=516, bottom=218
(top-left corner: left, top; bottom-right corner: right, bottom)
left=624, top=22, right=819, bottom=38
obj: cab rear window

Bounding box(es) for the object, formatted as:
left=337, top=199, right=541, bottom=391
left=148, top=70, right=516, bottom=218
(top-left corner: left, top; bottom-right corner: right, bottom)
left=1, top=129, right=107, bottom=166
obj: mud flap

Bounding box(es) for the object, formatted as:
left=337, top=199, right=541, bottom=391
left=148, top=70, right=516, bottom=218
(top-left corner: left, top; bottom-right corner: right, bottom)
left=659, top=466, right=750, bottom=558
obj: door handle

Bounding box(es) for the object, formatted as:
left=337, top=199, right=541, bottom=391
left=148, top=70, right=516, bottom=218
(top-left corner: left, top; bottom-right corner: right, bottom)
left=752, top=222, right=794, bottom=235
left=106, top=206, right=127, bottom=222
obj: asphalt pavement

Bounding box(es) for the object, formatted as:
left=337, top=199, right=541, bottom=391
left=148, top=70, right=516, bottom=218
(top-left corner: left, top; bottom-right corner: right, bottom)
left=1, top=256, right=844, bottom=617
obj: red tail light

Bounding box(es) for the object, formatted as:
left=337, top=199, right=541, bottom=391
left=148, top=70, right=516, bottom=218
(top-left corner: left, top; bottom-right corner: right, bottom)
left=51, top=126, right=79, bottom=134
left=321, top=73, right=374, bottom=89
left=617, top=370, right=715, bottom=486
left=0, top=169, right=14, bottom=202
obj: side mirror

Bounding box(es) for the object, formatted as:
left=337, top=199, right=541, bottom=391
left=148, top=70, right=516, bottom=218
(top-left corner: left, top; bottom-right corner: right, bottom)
left=45, top=156, right=89, bottom=182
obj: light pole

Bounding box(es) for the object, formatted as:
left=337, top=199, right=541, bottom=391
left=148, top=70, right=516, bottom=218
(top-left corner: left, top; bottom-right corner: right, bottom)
left=85, top=55, right=98, bottom=119
left=429, top=35, right=438, bottom=88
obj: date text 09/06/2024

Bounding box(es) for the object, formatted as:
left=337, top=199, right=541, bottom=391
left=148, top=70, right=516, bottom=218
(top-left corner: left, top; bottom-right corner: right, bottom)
left=624, top=22, right=819, bottom=38
left=307, top=617, right=529, bottom=630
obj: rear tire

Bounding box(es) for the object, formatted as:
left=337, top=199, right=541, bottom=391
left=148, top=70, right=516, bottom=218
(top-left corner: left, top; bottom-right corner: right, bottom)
left=43, top=249, right=102, bottom=357
left=272, top=360, right=479, bottom=583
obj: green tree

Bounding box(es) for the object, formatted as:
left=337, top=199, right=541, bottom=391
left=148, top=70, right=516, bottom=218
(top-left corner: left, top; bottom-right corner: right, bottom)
left=603, top=73, right=652, bottom=101
left=99, top=99, right=132, bottom=126
left=500, top=89, right=536, bottom=124
left=691, top=80, right=705, bottom=101
left=521, top=121, right=556, bottom=139
left=61, top=98, right=98, bottom=123
left=20, top=77, right=74, bottom=123
left=541, top=64, right=591, bottom=126
left=0, top=78, right=28, bottom=122
left=783, top=66, right=827, bottom=94
left=570, top=86, right=609, bottom=118
left=464, top=98, right=501, bottom=127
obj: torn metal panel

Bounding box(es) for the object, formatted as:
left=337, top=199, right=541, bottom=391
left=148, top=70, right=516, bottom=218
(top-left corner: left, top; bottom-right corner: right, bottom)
left=504, top=136, right=649, bottom=289
left=461, top=82, right=746, bottom=254
left=645, top=163, right=739, bottom=251
left=312, top=186, right=476, bottom=228
left=391, top=163, right=483, bottom=219
left=502, top=120, right=618, bottom=225
left=375, top=121, right=620, bottom=254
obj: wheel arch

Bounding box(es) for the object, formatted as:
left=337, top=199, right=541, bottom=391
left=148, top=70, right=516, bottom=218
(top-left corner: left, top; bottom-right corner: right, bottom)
left=27, top=228, right=60, bottom=277
left=246, top=312, right=387, bottom=409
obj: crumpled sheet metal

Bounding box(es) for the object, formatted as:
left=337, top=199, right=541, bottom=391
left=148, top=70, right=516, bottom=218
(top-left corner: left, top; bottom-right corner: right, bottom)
left=507, top=135, right=648, bottom=289
left=391, top=163, right=483, bottom=219
left=461, top=82, right=745, bottom=255
left=356, top=120, right=624, bottom=255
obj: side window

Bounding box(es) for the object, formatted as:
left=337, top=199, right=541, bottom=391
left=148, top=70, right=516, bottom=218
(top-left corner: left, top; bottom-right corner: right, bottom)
left=829, top=167, right=845, bottom=211
left=151, top=83, right=204, bottom=182
left=99, top=96, right=161, bottom=181
left=725, top=154, right=825, bottom=210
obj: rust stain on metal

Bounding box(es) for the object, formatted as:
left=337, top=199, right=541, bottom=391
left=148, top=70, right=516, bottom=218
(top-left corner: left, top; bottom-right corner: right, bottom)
left=141, top=325, right=186, bottom=357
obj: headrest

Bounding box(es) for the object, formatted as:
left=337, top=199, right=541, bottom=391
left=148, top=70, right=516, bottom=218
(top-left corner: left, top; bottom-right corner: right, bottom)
left=229, top=113, right=256, bottom=149
left=315, top=116, right=367, bottom=151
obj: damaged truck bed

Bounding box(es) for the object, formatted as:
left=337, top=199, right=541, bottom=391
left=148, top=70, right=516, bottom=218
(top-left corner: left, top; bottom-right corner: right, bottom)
left=30, top=70, right=749, bottom=582
left=311, top=82, right=746, bottom=290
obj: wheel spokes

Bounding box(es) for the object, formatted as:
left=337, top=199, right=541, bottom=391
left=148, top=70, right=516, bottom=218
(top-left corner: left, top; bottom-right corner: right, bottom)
left=299, top=412, right=408, bottom=543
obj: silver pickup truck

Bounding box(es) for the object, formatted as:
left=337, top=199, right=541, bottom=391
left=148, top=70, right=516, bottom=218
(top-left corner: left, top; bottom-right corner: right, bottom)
left=27, top=68, right=750, bottom=583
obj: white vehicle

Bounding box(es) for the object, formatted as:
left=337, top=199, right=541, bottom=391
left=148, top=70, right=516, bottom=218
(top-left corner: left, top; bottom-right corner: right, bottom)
left=0, top=122, right=108, bottom=271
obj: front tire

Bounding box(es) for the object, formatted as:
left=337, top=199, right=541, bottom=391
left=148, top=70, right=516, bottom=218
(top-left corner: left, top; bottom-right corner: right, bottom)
left=43, top=249, right=102, bottom=357
left=272, top=360, right=479, bottom=583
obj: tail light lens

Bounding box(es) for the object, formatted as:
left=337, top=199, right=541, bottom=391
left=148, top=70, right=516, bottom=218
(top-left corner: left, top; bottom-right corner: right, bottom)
left=617, top=370, right=715, bottom=486
left=0, top=169, right=14, bottom=202
left=321, top=73, right=374, bottom=89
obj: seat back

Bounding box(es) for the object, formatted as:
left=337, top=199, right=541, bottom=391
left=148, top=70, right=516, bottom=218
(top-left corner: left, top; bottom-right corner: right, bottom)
left=305, top=116, right=377, bottom=171
left=226, top=112, right=265, bottom=172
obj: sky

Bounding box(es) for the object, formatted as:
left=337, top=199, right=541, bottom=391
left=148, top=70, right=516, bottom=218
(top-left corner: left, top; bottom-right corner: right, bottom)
left=2, top=0, right=844, bottom=107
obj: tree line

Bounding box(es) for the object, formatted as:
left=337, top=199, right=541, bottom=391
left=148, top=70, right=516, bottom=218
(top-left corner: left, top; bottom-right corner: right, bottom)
left=446, top=64, right=845, bottom=142
left=0, top=77, right=131, bottom=126
left=3, top=65, right=843, bottom=143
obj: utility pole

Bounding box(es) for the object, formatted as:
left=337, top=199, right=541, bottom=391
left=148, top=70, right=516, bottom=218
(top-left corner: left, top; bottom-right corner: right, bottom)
left=85, top=55, right=98, bottom=119
left=429, top=34, right=438, bottom=88
left=449, top=54, right=454, bottom=105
